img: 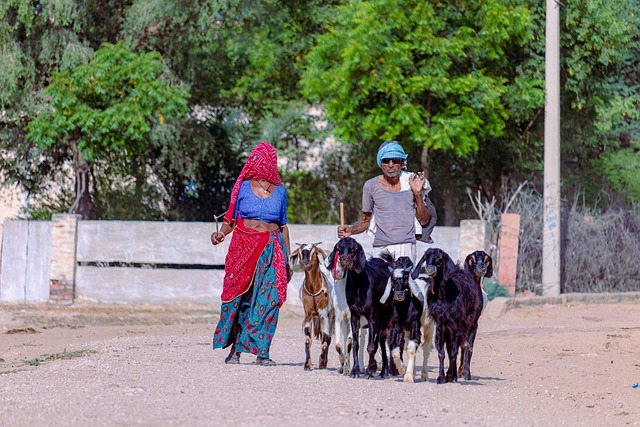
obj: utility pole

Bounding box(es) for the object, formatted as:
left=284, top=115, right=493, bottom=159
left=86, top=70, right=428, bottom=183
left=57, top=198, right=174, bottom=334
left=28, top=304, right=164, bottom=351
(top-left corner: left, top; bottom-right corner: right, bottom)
left=543, top=0, right=561, bottom=296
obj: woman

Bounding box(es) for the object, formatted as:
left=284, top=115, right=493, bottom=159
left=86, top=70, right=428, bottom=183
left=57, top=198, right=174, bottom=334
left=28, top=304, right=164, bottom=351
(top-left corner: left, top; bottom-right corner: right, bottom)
left=211, top=141, right=292, bottom=366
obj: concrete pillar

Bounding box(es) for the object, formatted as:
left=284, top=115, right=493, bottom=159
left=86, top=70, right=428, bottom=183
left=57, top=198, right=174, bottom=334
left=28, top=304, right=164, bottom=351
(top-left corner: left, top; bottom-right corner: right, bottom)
left=49, top=214, right=80, bottom=305
left=459, top=220, right=487, bottom=263
left=498, top=213, right=521, bottom=295
left=543, top=0, right=561, bottom=296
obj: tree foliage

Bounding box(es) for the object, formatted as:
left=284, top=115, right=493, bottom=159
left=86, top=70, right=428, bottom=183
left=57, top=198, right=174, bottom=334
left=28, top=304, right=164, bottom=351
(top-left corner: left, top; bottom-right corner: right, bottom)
left=302, top=0, right=541, bottom=156
left=2, top=0, right=640, bottom=225
left=26, top=42, right=190, bottom=218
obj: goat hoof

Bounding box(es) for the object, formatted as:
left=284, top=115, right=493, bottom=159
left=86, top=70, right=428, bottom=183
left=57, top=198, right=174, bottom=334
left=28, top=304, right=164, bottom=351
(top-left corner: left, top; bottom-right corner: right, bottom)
left=437, top=375, right=445, bottom=384
left=304, top=363, right=313, bottom=371
left=403, top=375, right=414, bottom=383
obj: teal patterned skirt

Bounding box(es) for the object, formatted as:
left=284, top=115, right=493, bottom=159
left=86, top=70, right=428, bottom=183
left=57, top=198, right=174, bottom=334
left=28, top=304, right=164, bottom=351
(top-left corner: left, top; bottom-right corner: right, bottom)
left=212, top=233, right=282, bottom=359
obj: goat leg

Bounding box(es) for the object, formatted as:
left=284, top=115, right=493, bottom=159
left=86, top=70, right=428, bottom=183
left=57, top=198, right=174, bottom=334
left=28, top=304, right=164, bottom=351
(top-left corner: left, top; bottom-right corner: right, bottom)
left=365, top=319, right=379, bottom=379
left=349, top=317, right=361, bottom=378
left=319, top=332, right=331, bottom=369
left=378, top=330, right=390, bottom=379
left=435, top=324, right=446, bottom=384
left=303, top=323, right=313, bottom=371
left=389, top=325, right=405, bottom=376
left=445, top=335, right=459, bottom=383
left=421, top=318, right=435, bottom=382
left=459, top=326, right=477, bottom=379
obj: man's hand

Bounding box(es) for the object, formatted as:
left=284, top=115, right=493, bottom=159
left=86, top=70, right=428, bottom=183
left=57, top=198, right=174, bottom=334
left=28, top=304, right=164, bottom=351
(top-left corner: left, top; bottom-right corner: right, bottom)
left=410, top=171, right=425, bottom=195
left=337, top=225, right=352, bottom=238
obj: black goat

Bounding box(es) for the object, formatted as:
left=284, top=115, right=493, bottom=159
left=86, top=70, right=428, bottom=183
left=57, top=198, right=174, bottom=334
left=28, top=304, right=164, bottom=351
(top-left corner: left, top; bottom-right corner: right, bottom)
left=326, top=237, right=394, bottom=379
left=413, top=248, right=481, bottom=383
left=457, top=250, right=493, bottom=377
left=387, top=256, right=430, bottom=383
left=465, top=250, right=493, bottom=313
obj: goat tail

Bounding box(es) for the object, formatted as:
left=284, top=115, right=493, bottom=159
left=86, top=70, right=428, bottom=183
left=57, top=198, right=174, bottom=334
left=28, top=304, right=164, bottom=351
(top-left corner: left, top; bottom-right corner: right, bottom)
left=328, top=308, right=335, bottom=337
left=312, top=315, right=322, bottom=340
left=312, top=308, right=335, bottom=340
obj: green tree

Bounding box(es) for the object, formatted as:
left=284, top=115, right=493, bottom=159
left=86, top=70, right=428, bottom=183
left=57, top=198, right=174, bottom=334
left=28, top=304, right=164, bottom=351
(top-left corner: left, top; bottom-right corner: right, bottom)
left=26, top=42, right=190, bottom=218
left=302, top=0, right=543, bottom=223
left=117, top=0, right=343, bottom=221
left=594, top=30, right=640, bottom=204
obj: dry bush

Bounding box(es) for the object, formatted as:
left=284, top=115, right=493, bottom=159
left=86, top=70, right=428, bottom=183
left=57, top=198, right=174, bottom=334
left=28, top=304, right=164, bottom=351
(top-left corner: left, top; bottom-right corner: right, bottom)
left=505, top=187, right=544, bottom=295
left=564, top=205, right=640, bottom=292
left=467, top=183, right=543, bottom=295
left=506, top=187, right=640, bottom=294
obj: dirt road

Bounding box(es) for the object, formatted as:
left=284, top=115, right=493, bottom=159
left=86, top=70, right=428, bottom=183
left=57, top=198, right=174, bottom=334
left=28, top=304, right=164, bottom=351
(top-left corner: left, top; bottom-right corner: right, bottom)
left=1, top=296, right=639, bottom=426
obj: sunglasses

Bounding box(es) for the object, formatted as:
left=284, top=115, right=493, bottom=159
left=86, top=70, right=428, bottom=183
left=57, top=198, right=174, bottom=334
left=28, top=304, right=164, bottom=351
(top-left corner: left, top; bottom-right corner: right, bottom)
left=381, top=158, right=404, bottom=165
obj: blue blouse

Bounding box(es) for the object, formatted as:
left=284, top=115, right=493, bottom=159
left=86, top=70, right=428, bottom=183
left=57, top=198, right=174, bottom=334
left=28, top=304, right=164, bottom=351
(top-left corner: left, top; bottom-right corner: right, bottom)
left=233, top=180, right=288, bottom=225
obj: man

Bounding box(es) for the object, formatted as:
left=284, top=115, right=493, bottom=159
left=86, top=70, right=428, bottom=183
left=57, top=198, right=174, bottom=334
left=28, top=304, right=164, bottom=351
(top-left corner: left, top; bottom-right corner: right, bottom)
left=337, top=141, right=436, bottom=263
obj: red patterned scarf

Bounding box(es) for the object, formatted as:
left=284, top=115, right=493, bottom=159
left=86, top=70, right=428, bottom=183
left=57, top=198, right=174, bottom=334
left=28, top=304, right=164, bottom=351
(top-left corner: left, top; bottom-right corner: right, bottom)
left=223, top=141, right=282, bottom=224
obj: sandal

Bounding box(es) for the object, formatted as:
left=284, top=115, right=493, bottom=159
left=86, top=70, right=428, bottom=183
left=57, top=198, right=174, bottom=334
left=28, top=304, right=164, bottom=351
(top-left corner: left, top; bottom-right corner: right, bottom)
left=225, top=353, right=240, bottom=364
left=254, top=357, right=276, bottom=366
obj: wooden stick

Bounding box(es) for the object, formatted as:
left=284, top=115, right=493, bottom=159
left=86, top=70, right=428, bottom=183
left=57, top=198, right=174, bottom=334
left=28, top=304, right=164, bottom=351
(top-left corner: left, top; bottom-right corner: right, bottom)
left=340, top=203, right=345, bottom=227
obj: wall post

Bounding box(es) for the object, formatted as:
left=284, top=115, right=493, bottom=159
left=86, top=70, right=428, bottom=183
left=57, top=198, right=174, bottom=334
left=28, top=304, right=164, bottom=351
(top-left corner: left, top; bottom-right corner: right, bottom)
left=49, top=214, right=80, bottom=305
left=459, top=220, right=488, bottom=262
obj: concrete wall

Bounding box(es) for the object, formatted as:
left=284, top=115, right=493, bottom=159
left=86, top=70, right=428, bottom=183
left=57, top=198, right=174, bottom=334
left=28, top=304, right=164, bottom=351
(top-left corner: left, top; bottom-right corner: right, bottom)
left=0, top=217, right=470, bottom=306
left=0, top=220, right=52, bottom=303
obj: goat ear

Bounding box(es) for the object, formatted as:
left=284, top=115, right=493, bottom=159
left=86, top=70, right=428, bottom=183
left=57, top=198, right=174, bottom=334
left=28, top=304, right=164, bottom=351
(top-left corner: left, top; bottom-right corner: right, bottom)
left=289, top=247, right=301, bottom=266
left=466, top=253, right=474, bottom=268
left=485, top=255, right=494, bottom=278
left=442, top=253, right=457, bottom=281
left=354, top=247, right=367, bottom=274
left=316, top=247, right=329, bottom=261
left=411, top=255, right=425, bottom=280
left=326, top=247, right=337, bottom=270
left=408, top=278, right=425, bottom=302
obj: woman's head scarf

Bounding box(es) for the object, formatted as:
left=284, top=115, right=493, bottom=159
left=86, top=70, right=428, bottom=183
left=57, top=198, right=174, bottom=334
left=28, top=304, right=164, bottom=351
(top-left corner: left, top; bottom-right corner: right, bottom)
left=376, top=141, right=408, bottom=168
left=223, top=141, right=282, bottom=223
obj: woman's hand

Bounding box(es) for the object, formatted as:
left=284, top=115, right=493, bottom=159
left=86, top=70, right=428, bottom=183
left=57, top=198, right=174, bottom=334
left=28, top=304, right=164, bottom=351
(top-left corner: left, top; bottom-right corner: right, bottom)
left=286, top=264, right=293, bottom=283
left=211, top=231, right=225, bottom=245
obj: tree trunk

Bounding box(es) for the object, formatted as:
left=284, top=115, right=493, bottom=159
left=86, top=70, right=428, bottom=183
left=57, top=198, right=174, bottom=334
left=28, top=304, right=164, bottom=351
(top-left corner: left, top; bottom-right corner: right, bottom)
left=69, top=140, right=95, bottom=219
left=420, top=146, right=429, bottom=180
left=442, top=165, right=456, bottom=226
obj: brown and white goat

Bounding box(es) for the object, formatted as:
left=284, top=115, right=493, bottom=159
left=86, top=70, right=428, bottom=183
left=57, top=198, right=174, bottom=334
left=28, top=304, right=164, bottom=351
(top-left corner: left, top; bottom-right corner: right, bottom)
left=290, top=242, right=334, bottom=371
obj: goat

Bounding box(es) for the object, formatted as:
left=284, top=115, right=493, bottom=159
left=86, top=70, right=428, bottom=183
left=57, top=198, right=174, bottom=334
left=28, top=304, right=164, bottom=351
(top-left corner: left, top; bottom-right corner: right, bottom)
left=387, top=256, right=435, bottom=383
left=413, top=248, right=482, bottom=383
left=464, top=250, right=493, bottom=315
left=290, top=242, right=334, bottom=371
left=326, top=237, right=394, bottom=379
left=456, top=250, right=494, bottom=377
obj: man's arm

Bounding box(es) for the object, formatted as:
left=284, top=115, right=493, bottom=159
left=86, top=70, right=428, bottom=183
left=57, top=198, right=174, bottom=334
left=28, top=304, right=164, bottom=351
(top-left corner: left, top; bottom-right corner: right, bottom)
left=410, top=172, right=431, bottom=227
left=337, top=212, right=372, bottom=238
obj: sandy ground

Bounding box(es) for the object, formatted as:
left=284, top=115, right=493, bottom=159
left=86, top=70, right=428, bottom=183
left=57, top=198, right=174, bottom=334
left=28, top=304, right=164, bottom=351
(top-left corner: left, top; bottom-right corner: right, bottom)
left=1, top=295, right=640, bottom=427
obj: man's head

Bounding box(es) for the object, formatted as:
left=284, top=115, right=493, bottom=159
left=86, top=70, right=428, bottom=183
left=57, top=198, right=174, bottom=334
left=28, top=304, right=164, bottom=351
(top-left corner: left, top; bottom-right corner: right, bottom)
left=377, top=141, right=407, bottom=178
left=376, top=141, right=407, bottom=168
